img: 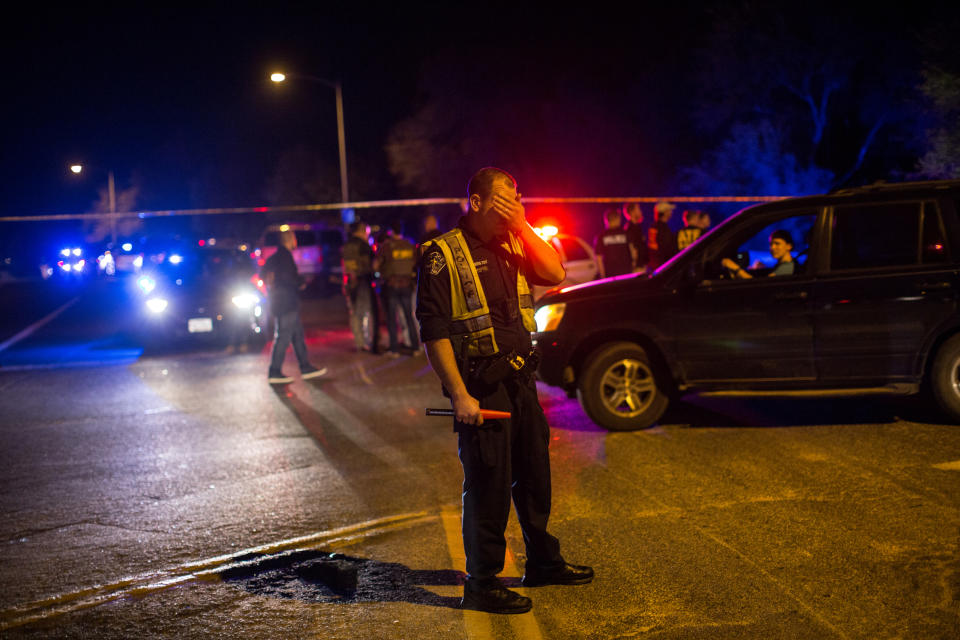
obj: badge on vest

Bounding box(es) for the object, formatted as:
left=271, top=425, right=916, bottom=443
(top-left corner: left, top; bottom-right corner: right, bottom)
left=427, top=251, right=446, bottom=276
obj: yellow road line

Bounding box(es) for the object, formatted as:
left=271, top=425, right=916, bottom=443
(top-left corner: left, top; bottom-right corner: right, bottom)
left=440, top=505, right=545, bottom=640
left=504, top=547, right=544, bottom=640
left=0, top=511, right=431, bottom=631
left=441, top=505, right=494, bottom=640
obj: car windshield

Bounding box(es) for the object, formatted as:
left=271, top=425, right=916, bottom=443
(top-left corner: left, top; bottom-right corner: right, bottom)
left=157, top=249, right=253, bottom=282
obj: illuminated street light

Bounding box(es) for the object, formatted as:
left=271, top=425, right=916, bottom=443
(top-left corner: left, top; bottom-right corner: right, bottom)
left=70, top=164, right=82, bottom=174
left=269, top=70, right=349, bottom=204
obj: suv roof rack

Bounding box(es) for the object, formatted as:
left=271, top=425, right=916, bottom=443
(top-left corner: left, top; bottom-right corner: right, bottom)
left=829, top=178, right=960, bottom=196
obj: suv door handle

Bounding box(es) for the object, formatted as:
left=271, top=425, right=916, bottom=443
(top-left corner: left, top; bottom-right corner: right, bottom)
left=774, top=291, right=808, bottom=300
left=916, top=281, right=952, bottom=290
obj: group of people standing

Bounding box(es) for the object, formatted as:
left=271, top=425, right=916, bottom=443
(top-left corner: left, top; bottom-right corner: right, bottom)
left=340, top=217, right=443, bottom=357
left=593, top=201, right=712, bottom=278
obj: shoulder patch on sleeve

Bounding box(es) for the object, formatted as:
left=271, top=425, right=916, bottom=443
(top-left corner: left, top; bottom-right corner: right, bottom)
left=426, top=250, right=446, bottom=276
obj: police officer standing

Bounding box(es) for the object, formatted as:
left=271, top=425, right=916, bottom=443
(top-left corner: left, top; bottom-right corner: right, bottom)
left=376, top=220, right=419, bottom=357
left=594, top=207, right=633, bottom=278
left=341, top=222, right=380, bottom=353
left=417, top=167, right=594, bottom=615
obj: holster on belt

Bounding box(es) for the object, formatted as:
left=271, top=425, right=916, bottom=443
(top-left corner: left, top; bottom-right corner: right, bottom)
left=478, top=349, right=539, bottom=386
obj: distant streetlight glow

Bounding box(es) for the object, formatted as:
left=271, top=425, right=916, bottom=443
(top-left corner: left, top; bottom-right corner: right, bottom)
left=268, top=70, right=349, bottom=203
left=70, top=164, right=83, bottom=174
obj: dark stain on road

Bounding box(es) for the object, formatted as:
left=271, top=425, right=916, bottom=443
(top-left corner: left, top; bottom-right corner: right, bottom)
left=221, top=549, right=463, bottom=609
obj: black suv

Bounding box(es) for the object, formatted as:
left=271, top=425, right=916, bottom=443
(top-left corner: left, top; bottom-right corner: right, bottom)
left=533, top=180, right=960, bottom=430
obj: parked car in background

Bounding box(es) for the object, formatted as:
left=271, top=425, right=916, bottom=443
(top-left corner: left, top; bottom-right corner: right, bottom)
left=254, top=223, right=344, bottom=294
left=133, top=244, right=266, bottom=348
left=533, top=179, right=960, bottom=431
left=531, top=225, right=599, bottom=301
left=39, top=242, right=93, bottom=281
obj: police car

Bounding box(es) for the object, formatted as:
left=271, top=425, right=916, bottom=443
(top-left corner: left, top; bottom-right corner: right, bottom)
left=531, top=226, right=599, bottom=301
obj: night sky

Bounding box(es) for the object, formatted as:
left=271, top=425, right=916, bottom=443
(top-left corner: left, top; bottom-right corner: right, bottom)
left=3, top=3, right=709, bottom=217
left=3, top=2, right=956, bottom=229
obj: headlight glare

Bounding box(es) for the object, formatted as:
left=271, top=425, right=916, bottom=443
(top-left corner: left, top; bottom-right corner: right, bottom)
left=137, top=276, right=156, bottom=294
left=232, top=292, right=259, bottom=309
left=146, top=297, right=168, bottom=314
left=534, top=303, right=566, bottom=332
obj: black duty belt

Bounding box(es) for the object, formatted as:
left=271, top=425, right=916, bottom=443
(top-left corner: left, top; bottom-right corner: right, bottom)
left=471, top=349, right=540, bottom=386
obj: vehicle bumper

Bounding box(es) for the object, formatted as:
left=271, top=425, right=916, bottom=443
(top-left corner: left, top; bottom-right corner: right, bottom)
left=533, top=332, right=570, bottom=388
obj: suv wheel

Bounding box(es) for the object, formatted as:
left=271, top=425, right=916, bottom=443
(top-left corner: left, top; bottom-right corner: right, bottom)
left=576, top=342, right=669, bottom=431
left=931, top=334, right=960, bottom=422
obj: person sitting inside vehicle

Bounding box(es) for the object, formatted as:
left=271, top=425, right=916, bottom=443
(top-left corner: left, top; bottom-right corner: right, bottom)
left=722, top=229, right=795, bottom=279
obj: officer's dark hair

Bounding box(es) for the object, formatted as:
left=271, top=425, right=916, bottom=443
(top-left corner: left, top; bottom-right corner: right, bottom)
left=348, top=221, right=365, bottom=234
left=391, top=219, right=404, bottom=235
left=770, top=229, right=794, bottom=246
left=604, top=207, right=622, bottom=227
left=467, top=167, right=517, bottom=201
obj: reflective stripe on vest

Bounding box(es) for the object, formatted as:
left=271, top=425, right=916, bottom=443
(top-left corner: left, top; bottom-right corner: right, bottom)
left=424, top=228, right=536, bottom=359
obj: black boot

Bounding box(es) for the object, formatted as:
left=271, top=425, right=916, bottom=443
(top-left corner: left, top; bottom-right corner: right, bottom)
left=461, top=577, right=532, bottom=614
left=522, top=562, right=594, bottom=587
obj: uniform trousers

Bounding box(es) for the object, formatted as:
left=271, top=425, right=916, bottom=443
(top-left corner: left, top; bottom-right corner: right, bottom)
left=456, top=372, right=563, bottom=579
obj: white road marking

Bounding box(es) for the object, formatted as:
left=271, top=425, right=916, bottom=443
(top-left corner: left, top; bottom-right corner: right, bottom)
left=0, top=511, right=431, bottom=631
left=0, top=297, right=79, bottom=353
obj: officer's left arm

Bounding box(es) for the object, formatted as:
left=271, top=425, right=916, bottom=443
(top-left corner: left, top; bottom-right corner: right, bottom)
left=493, top=192, right=565, bottom=286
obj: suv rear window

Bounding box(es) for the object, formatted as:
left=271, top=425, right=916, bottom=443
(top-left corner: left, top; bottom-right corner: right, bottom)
left=830, top=201, right=941, bottom=270
left=294, top=230, right=316, bottom=246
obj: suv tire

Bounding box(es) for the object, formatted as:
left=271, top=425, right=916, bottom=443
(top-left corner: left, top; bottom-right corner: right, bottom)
left=931, top=333, right=960, bottom=422
left=577, top=342, right=669, bottom=431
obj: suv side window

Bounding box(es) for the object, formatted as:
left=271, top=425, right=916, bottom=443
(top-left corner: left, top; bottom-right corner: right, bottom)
left=830, top=201, right=928, bottom=270
left=294, top=230, right=317, bottom=246
left=706, top=213, right=816, bottom=281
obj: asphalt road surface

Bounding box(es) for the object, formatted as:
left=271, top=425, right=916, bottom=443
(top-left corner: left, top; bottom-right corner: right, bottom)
left=1, top=279, right=959, bottom=638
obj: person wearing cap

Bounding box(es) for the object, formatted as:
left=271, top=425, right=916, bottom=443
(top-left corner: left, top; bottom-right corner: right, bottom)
left=647, top=200, right=677, bottom=270
left=722, top=229, right=796, bottom=278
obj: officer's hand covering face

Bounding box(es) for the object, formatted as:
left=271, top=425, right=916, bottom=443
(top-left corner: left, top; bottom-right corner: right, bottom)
left=488, top=180, right=525, bottom=238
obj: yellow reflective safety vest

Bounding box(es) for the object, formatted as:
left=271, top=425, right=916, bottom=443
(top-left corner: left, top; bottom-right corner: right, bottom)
left=423, top=228, right=537, bottom=358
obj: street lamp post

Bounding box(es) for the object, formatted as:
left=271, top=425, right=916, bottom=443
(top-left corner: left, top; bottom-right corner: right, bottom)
left=70, top=164, right=118, bottom=243
left=270, top=71, right=349, bottom=204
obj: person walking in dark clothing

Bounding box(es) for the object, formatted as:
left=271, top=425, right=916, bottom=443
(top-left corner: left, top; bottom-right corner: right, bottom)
left=417, top=167, right=593, bottom=615
left=594, top=207, right=633, bottom=278
left=261, top=229, right=326, bottom=384
left=377, top=220, right=420, bottom=356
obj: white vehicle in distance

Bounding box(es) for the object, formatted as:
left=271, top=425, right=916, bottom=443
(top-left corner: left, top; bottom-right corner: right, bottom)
left=254, top=223, right=344, bottom=293
left=531, top=225, right=599, bottom=301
